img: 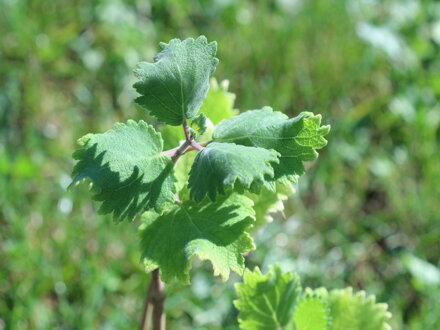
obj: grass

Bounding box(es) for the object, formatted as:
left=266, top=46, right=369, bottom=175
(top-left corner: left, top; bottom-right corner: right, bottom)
left=1, top=0, right=439, bottom=328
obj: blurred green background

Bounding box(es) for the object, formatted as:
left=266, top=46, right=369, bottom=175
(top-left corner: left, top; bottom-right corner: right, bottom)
left=1, top=0, right=440, bottom=329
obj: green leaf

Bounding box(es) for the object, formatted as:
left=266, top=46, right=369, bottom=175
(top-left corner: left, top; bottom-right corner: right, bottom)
left=70, top=120, right=176, bottom=222
left=246, top=182, right=294, bottom=227
left=174, top=151, right=197, bottom=197
left=139, top=195, right=255, bottom=284
left=234, top=264, right=302, bottom=330
left=133, top=36, right=218, bottom=126
left=293, top=289, right=331, bottom=330
left=188, top=142, right=280, bottom=201
left=213, top=107, right=330, bottom=183
left=160, top=124, right=185, bottom=150
left=159, top=78, right=235, bottom=149
left=328, top=288, right=392, bottom=330
left=199, top=78, right=238, bottom=124
left=190, top=113, right=208, bottom=136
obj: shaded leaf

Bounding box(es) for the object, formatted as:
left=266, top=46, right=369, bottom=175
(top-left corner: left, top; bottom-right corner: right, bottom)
left=188, top=142, right=280, bottom=201
left=70, top=120, right=176, bottom=222
left=140, top=195, right=255, bottom=284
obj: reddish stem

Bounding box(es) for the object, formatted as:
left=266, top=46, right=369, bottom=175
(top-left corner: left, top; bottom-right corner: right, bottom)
left=182, top=120, right=206, bottom=152
left=190, top=140, right=204, bottom=151
left=182, top=120, right=191, bottom=141
left=140, top=269, right=165, bottom=330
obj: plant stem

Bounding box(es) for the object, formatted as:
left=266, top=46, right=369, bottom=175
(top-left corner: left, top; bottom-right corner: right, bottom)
left=190, top=140, right=204, bottom=151
left=183, top=120, right=205, bottom=151
left=161, top=140, right=210, bottom=158
left=140, top=269, right=165, bottom=330
left=183, top=120, right=191, bottom=141
left=140, top=279, right=153, bottom=330
left=161, top=139, right=191, bottom=163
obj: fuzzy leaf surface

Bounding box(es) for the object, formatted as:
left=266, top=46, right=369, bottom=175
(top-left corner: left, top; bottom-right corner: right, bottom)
left=234, top=265, right=301, bottom=330
left=70, top=120, right=175, bottom=222
left=134, top=36, right=218, bottom=126
left=188, top=142, right=280, bottom=201
left=140, top=195, right=255, bottom=284
left=213, top=107, right=330, bottom=183
left=159, top=78, right=235, bottom=149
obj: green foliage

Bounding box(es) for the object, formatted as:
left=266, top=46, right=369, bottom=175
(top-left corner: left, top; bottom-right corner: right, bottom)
left=70, top=36, right=328, bottom=287
left=213, top=107, right=330, bottom=183
left=247, top=182, right=294, bottom=226
left=327, top=288, right=392, bottom=330
left=235, top=266, right=392, bottom=330
left=234, top=265, right=301, bottom=330
left=160, top=123, right=186, bottom=151
left=188, top=142, right=280, bottom=201
left=174, top=151, right=197, bottom=197
left=190, top=113, right=208, bottom=136
left=292, top=291, right=330, bottom=330
left=159, top=78, right=235, bottom=150
left=140, top=195, right=255, bottom=284
left=70, top=120, right=176, bottom=222
left=6, top=0, right=438, bottom=327
left=133, top=36, right=218, bottom=126
left=199, top=78, right=238, bottom=124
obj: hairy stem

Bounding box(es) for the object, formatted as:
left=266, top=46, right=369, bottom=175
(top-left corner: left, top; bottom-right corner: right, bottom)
left=140, top=269, right=165, bottom=330
left=183, top=120, right=205, bottom=151
left=183, top=120, right=191, bottom=141
left=161, top=119, right=211, bottom=163
left=161, top=140, right=191, bottom=163
left=190, top=140, right=204, bottom=151
left=161, top=140, right=210, bottom=159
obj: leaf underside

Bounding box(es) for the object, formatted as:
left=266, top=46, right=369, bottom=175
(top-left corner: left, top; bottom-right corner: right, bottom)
left=140, top=194, right=256, bottom=284
left=70, top=120, right=176, bottom=223
left=213, top=107, right=330, bottom=184
left=133, top=36, right=219, bottom=126
left=188, top=142, right=280, bottom=202
left=234, top=265, right=302, bottom=330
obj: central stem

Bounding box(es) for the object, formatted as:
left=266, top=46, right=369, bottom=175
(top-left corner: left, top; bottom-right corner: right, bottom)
left=143, top=121, right=209, bottom=329
left=140, top=269, right=165, bottom=330
left=183, top=120, right=204, bottom=151
left=183, top=120, right=191, bottom=142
